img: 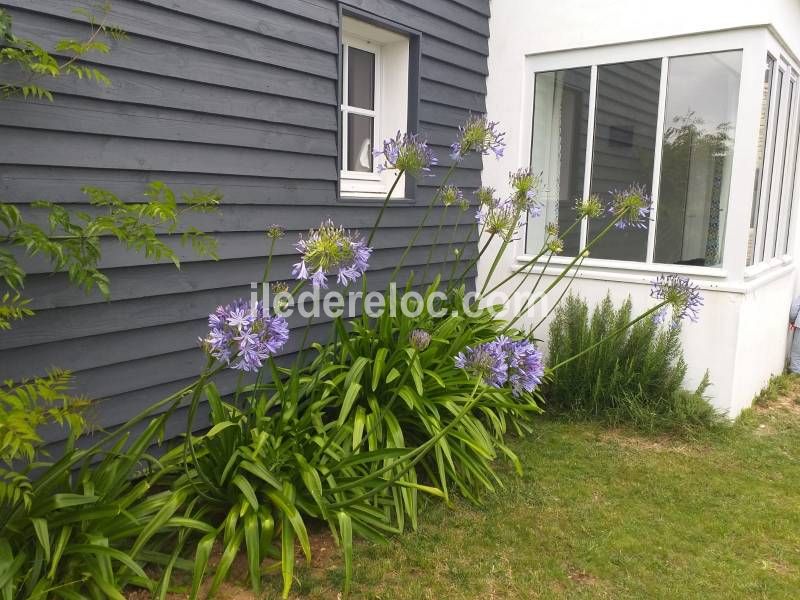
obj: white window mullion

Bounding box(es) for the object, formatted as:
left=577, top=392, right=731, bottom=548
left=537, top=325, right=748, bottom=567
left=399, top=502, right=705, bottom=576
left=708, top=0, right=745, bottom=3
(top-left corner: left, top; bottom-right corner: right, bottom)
left=646, top=57, right=670, bottom=263
left=755, top=65, right=784, bottom=262
left=579, top=64, right=598, bottom=251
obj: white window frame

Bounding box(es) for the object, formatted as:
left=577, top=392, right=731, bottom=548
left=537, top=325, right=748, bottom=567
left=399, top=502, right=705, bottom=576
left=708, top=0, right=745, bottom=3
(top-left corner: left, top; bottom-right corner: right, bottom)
left=515, top=29, right=773, bottom=281
left=340, top=17, right=409, bottom=199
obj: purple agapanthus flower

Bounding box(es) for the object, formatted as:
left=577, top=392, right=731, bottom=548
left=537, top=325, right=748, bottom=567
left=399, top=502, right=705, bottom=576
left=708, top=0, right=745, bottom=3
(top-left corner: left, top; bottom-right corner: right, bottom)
left=202, top=299, right=289, bottom=372
left=292, top=220, right=372, bottom=288
left=509, top=168, right=541, bottom=216
left=609, top=184, right=652, bottom=230
left=650, top=273, right=703, bottom=323
left=455, top=336, right=545, bottom=395
left=374, top=131, right=438, bottom=177
left=454, top=340, right=508, bottom=388
left=450, top=115, right=505, bottom=162
left=441, top=185, right=464, bottom=207
left=496, top=336, right=545, bottom=396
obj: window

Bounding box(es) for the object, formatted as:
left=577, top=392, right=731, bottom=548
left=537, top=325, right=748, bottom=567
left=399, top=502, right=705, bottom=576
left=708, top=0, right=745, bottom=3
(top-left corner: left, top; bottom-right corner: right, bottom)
left=748, top=55, right=800, bottom=265
left=340, top=17, right=409, bottom=199
left=527, top=50, right=742, bottom=268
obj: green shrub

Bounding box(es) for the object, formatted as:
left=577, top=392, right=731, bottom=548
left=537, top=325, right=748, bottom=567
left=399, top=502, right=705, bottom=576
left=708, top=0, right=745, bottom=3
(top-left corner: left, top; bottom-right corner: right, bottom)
left=547, top=294, right=722, bottom=433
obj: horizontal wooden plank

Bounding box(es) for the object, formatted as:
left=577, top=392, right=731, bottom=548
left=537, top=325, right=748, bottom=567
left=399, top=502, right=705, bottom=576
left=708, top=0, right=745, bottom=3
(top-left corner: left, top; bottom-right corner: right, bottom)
left=422, top=37, right=488, bottom=76
left=133, top=0, right=338, bottom=53
left=340, top=0, right=488, bottom=56
left=0, top=62, right=338, bottom=129
left=0, top=252, right=478, bottom=382
left=0, top=128, right=337, bottom=180
left=18, top=217, right=477, bottom=309
left=1, top=167, right=336, bottom=206
left=447, top=0, right=490, bottom=17
left=421, top=57, right=487, bottom=94
left=395, top=0, right=489, bottom=36
left=6, top=9, right=337, bottom=104
left=0, top=246, right=477, bottom=353
left=247, top=0, right=338, bottom=26
left=0, top=97, right=337, bottom=156
left=5, top=0, right=338, bottom=77
left=421, top=79, right=486, bottom=112
left=419, top=101, right=480, bottom=128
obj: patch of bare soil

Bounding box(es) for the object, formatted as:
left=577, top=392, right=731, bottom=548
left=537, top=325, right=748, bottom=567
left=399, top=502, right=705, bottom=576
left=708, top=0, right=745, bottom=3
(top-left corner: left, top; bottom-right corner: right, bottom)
left=595, top=429, right=695, bottom=454
left=126, top=527, right=341, bottom=600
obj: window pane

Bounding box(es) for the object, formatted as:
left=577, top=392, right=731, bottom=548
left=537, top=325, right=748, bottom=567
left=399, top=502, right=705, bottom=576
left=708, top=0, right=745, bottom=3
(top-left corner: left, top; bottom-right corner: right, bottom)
left=347, top=46, right=375, bottom=110
left=781, top=92, right=800, bottom=255
left=654, top=51, right=742, bottom=267
left=527, top=68, right=590, bottom=255
left=758, top=69, right=785, bottom=261
left=346, top=113, right=373, bottom=172
left=587, top=59, right=662, bottom=261
left=772, top=79, right=795, bottom=258
left=747, top=56, right=775, bottom=265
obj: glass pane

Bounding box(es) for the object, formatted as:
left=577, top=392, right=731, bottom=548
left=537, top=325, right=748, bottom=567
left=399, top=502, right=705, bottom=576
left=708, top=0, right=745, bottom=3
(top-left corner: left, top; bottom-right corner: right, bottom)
left=758, top=69, right=785, bottom=262
left=527, top=67, right=591, bottom=255
left=346, top=113, right=373, bottom=172
left=781, top=96, right=800, bottom=255
left=587, top=59, right=662, bottom=261
left=772, top=79, right=795, bottom=258
left=654, top=51, right=742, bottom=267
left=748, top=56, right=776, bottom=265
left=347, top=46, right=375, bottom=110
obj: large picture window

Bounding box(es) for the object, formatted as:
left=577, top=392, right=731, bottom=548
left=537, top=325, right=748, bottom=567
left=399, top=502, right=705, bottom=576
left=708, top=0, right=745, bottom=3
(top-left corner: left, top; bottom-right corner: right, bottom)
left=527, top=50, right=742, bottom=268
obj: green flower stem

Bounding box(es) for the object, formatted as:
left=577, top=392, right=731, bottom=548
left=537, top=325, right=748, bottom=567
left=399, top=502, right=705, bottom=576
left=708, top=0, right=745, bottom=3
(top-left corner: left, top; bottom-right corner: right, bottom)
left=529, top=254, right=587, bottom=332
left=327, top=378, right=483, bottom=506
left=442, top=207, right=465, bottom=272
left=482, top=218, right=581, bottom=299
left=454, top=231, right=496, bottom=286
left=548, top=301, right=669, bottom=371
left=261, top=236, right=277, bottom=283
left=502, top=214, right=625, bottom=331
left=367, top=170, right=405, bottom=247
left=445, top=221, right=478, bottom=293
left=183, top=357, right=219, bottom=497
left=389, top=161, right=459, bottom=284
left=421, top=202, right=450, bottom=285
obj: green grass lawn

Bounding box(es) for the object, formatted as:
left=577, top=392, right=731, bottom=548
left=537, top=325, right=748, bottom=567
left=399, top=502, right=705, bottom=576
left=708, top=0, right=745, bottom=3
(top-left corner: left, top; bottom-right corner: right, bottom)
left=162, top=381, right=800, bottom=599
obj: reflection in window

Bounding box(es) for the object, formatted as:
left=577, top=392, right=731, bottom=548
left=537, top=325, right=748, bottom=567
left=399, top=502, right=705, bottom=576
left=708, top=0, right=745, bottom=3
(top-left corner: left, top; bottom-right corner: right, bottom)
left=527, top=68, right=590, bottom=255
left=655, top=51, right=742, bottom=266
left=587, top=59, right=661, bottom=261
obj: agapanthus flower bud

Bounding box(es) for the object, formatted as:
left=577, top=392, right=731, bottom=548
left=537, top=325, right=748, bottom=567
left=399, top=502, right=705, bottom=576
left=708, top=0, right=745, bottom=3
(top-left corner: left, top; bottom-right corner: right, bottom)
left=374, top=131, right=438, bottom=177
left=575, top=194, right=604, bottom=219
left=409, top=328, right=432, bottom=352
left=292, top=219, right=372, bottom=288
left=202, top=299, right=289, bottom=372
left=545, top=222, right=559, bottom=237
left=475, top=186, right=496, bottom=206
left=650, top=273, right=703, bottom=324
left=450, top=115, right=505, bottom=161
left=546, top=237, right=564, bottom=254
left=266, top=224, right=286, bottom=239
left=476, top=197, right=520, bottom=242
left=441, top=185, right=463, bottom=207
left=609, top=184, right=651, bottom=229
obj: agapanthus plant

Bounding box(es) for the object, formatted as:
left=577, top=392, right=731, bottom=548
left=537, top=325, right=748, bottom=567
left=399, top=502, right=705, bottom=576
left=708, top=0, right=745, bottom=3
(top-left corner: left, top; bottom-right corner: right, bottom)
left=202, top=298, right=289, bottom=372
left=576, top=193, right=604, bottom=219
left=374, top=131, right=437, bottom=177
left=293, top=219, right=372, bottom=288
left=509, top=168, right=541, bottom=215
left=454, top=340, right=508, bottom=387
left=409, top=328, right=432, bottom=352
left=451, top=114, right=505, bottom=161
left=455, top=336, right=545, bottom=396
left=441, top=185, right=463, bottom=207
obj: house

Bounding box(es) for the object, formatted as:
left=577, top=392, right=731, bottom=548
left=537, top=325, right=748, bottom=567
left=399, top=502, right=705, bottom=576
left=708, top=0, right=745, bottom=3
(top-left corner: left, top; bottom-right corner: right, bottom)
left=2, top=0, right=797, bottom=427
left=0, top=0, right=488, bottom=440
left=480, top=0, right=800, bottom=417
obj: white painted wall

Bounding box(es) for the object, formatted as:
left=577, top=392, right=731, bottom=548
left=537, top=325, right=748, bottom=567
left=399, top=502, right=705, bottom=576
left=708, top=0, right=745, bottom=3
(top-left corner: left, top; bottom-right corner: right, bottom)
left=482, top=0, right=800, bottom=416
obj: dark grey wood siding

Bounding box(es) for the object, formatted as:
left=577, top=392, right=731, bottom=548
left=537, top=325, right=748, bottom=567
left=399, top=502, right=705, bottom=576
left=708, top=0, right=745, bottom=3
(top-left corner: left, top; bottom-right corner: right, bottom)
left=0, top=0, right=489, bottom=441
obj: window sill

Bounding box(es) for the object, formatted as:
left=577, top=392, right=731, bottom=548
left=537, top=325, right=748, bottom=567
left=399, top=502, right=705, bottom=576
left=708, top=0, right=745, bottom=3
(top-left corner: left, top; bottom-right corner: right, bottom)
left=744, top=255, right=793, bottom=280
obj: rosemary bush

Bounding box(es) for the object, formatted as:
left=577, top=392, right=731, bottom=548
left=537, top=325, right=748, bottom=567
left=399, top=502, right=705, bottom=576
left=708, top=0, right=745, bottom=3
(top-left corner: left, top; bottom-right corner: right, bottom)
left=547, top=294, right=722, bottom=433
